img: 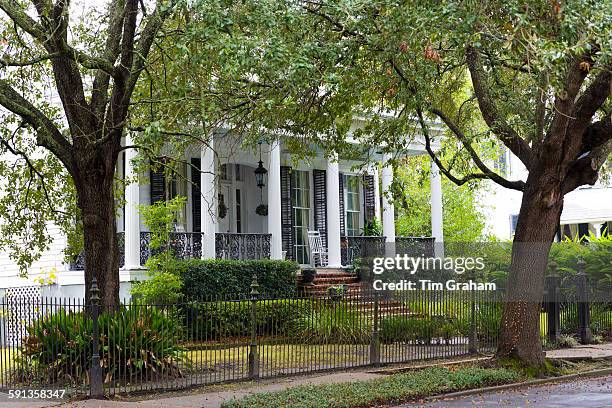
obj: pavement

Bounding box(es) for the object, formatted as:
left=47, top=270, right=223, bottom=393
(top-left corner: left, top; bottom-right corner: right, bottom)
left=546, top=343, right=612, bottom=360
left=399, top=375, right=612, bottom=407
left=1, top=343, right=610, bottom=408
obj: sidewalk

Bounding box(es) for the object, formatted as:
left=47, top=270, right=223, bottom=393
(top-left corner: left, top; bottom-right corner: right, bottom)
left=59, top=371, right=383, bottom=408
left=6, top=343, right=612, bottom=408
left=546, top=342, right=612, bottom=360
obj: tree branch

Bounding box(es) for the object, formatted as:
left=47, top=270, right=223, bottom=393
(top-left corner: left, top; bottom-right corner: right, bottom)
left=416, top=107, right=525, bottom=191
left=466, top=46, right=534, bottom=169
left=0, top=79, right=73, bottom=169
left=430, top=107, right=526, bottom=190
left=0, top=1, right=48, bottom=44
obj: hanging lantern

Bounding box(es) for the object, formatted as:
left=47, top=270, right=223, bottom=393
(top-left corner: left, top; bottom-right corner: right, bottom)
left=254, top=160, right=268, bottom=188
left=254, top=142, right=267, bottom=188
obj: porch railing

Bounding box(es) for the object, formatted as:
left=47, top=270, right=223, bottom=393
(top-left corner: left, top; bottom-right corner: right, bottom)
left=340, top=236, right=437, bottom=266
left=341, top=236, right=387, bottom=266
left=139, top=232, right=203, bottom=265
left=215, top=233, right=271, bottom=260
left=396, top=236, right=436, bottom=257
left=69, top=232, right=125, bottom=271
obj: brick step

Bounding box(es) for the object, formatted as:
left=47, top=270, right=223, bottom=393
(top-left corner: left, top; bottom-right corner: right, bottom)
left=315, top=267, right=351, bottom=274
left=301, top=282, right=364, bottom=290
left=310, top=277, right=359, bottom=284
left=297, top=274, right=357, bottom=281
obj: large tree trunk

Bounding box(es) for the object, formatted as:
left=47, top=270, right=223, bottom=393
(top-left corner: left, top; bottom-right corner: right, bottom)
left=74, top=146, right=120, bottom=310
left=496, top=170, right=564, bottom=366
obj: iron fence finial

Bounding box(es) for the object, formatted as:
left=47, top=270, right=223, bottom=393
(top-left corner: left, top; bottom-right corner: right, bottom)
left=90, top=277, right=100, bottom=304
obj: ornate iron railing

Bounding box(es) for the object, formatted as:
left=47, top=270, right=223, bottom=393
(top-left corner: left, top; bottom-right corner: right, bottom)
left=395, top=236, right=436, bottom=257
left=139, top=232, right=203, bottom=265
left=215, top=233, right=271, bottom=260
left=69, top=232, right=125, bottom=271
left=341, top=235, right=387, bottom=266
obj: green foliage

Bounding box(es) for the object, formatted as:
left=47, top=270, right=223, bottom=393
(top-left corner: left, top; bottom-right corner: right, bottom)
left=131, top=272, right=184, bottom=304
left=394, top=156, right=489, bottom=241
left=139, top=196, right=187, bottom=275
left=131, top=196, right=187, bottom=303
left=176, top=259, right=299, bottom=299
left=362, top=218, right=383, bottom=236
left=12, top=306, right=184, bottom=385
left=380, top=315, right=466, bottom=345
left=184, top=299, right=312, bottom=341
left=295, top=305, right=371, bottom=344
left=554, top=334, right=579, bottom=349
left=221, top=366, right=521, bottom=408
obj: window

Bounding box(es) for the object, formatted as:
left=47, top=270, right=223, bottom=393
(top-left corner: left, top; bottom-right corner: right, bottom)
left=220, top=164, right=230, bottom=181
left=235, top=164, right=242, bottom=181
left=291, top=170, right=310, bottom=264
left=235, top=188, right=242, bottom=233
left=510, top=214, right=519, bottom=235
left=345, top=175, right=361, bottom=236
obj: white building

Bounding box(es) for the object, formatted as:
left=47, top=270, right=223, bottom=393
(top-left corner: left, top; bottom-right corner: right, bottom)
left=0, top=128, right=445, bottom=297
left=483, top=150, right=612, bottom=241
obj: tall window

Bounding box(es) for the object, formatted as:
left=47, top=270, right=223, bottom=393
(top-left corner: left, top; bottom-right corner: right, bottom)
left=345, top=175, right=361, bottom=236
left=235, top=189, right=242, bottom=233
left=292, top=170, right=310, bottom=264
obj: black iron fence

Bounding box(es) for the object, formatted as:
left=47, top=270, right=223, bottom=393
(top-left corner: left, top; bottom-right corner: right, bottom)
left=0, top=269, right=609, bottom=398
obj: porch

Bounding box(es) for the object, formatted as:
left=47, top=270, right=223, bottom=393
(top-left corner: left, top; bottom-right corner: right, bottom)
left=69, top=136, right=444, bottom=271
left=69, top=233, right=434, bottom=270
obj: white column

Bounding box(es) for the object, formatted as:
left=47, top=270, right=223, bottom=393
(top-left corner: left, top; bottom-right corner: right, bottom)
left=267, top=141, right=283, bottom=260
left=591, top=222, right=603, bottom=238
left=124, top=133, right=141, bottom=269
left=381, top=154, right=395, bottom=243
left=429, top=160, right=444, bottom=257
left=201, top=138, right=216, bottom=259
left=326, top=155, right=342, bottom=267
left=430, top=160, right=444, bottom=250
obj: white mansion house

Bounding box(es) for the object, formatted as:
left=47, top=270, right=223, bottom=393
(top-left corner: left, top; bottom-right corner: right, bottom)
left=0, top=126, right=444, bottom=298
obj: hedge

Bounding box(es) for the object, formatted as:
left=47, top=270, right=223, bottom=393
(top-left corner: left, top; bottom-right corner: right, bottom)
left=175, top=259, right=300, bottom=299
left=183, top=299, right=312, bottom=341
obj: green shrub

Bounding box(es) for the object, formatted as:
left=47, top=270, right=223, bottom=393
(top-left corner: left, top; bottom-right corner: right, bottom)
left=554, top=334, right=579, bottom=348
left=13, top=306, right=184, bottom=385
left=475, top=304, right=502, bottom=344
left=184, top=299, right=312, bottom=341
left=380, top=315, right=463, bottom=345
left=221, top=366, right=521, bottom=408
left=176, top=259, right=299, bottom=299
left=295, top=305, right=371, bottom=344
left=131, top=271, right=183, bottom=304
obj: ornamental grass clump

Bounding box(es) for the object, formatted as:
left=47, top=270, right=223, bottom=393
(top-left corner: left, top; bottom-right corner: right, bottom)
left=11, top=305, right=184, bottom=385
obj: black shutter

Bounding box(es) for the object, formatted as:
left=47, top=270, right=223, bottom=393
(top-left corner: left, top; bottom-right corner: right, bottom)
left=313, top=169, right=327, bottom=249
left=578, top=223, right=589, bottom=240
left=339, top=172, right=345, bottom=236
left=281, top=166, right=294, bottom=260
left=363, top=174, right=376, bottom=224
left=150, top=166, right=166, bottom=204
left=191, top=158, right=201, bottom=232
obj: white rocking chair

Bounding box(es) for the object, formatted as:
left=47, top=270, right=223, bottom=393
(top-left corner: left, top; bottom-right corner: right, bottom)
left=308, top=230, right=328, bottom=267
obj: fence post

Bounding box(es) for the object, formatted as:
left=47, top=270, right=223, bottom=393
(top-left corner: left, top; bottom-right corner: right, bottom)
left=546, top=261, right=561, bottom=344
left=89, top=278, right=104, bottom=399
left=369, top=291, right=380, bottom=366
left=576, top=258, right=592, bottom=344
left=248, top=274, right=260, bottom=379
left=468, top=282, right=477, bottom=354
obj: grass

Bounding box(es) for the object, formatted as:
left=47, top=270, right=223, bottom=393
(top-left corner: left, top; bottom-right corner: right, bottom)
left=220, top=366, right=521, bottom=408
left=183, top=344, right=370, bottom=372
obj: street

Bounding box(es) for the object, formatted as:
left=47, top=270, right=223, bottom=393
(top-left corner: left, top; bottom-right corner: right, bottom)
left=401, top=375, right=612, bottom=407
